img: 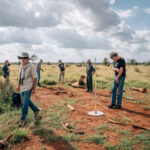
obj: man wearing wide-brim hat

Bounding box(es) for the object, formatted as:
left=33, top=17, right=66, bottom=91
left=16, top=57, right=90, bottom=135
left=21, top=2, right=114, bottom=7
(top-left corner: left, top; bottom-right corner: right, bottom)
left=16, top=52, right=40, bottom=127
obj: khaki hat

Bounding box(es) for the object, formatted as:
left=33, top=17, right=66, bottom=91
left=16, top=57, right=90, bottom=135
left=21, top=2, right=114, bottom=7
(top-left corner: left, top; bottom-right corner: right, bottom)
left=18, top=52, right=30, bottom=60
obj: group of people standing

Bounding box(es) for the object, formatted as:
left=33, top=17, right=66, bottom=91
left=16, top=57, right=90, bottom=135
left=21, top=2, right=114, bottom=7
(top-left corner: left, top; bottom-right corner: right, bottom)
left=1, top=51, right=126, bottom=127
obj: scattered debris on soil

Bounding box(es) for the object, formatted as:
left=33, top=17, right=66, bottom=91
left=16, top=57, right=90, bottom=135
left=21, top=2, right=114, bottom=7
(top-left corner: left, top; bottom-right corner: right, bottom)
left=65, top=103, right=75, bottom=111
left=130, top=87, right=147, bottom=93
left=62, top=122, right=84, bottom=135
left=72, top=75, right=86, bottom=88
left=0, top=134, right=13, bottom=149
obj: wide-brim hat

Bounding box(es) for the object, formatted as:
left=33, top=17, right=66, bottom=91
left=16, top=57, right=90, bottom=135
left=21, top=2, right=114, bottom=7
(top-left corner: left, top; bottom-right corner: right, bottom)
left=18, top=52, right=30, bottom=60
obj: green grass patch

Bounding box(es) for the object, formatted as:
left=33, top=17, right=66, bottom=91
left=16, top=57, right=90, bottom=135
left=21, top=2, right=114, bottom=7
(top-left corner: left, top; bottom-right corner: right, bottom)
left=143, top=106, right=150, bottom=110
left=97, top=80, right=113, bottom=89
left=117, top=130, right=150, bottom=150
left=83, top=135, right=108, bottom=145
left=118, top=129, right=131, bottom=136
left=125, top=80, right=150, bottom=89
left=10, top=129, right=28, bottom=144
left=42, top=79, right=57, bottom=85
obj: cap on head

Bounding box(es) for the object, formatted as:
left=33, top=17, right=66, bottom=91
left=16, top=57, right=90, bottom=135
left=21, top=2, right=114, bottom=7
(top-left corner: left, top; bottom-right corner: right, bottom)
left=18, top=52, right=29, bottom=60
left=110, top=52, right=118, bottom=59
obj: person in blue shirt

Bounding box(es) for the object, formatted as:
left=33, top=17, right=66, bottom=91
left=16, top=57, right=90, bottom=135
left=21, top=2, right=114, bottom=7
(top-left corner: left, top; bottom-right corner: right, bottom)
left=86, top=59, right=95, bottom=93
left=37, top=59, right=44, bottom=87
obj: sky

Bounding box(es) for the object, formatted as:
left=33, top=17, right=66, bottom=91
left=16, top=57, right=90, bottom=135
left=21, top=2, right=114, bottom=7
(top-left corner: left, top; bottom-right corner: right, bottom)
left=0, top=0, right=150, bottom=63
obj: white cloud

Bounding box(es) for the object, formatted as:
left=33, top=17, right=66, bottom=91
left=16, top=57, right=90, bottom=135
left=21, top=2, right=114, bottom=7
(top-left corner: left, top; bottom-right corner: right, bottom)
left=110, top=0, right=116, bottom=5
left=115, top=9, right=136, bottom=19
left=145, top=8, right=150, bottom=14
left=0, top=0, right=149, bottom=63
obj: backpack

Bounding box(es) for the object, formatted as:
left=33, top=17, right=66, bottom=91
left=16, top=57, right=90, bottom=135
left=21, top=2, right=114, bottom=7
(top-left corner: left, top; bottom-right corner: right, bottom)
left=12, top=93, right=22, bottom=107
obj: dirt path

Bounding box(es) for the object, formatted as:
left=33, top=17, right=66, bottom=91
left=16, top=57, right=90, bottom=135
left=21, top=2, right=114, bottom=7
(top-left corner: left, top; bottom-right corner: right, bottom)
left=13, top=86, right=150, bottom=150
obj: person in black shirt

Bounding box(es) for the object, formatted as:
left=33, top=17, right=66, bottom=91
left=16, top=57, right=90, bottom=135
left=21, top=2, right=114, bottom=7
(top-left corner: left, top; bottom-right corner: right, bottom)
left=108, top=52, right=126, bottom=109
left=2, top=60, right=11, bottom=79
left=86, top=59, right=95, bottom=93
left=58, top=60, right=65, bottom=82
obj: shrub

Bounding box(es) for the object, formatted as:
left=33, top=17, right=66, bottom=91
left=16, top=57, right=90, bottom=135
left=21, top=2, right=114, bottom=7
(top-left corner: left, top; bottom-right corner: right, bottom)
left=43, top=80, right=57, bottom=85
left=0, top=80, right=15, bottom=113
left=135, top=67, right=142, bottom=73
left=0, top=67, right=3, bottom=76
left=10, top=129, right=28, bottom=144
left=76, top=64, right=82, bottom=67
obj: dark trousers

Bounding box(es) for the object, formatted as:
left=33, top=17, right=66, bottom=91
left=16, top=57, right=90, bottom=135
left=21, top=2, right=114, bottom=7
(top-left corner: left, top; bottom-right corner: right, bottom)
left=86, top=75, right=93, bottom=92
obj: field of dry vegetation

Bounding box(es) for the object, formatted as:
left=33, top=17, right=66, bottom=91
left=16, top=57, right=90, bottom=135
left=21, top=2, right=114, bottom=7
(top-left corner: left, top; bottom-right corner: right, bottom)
left=0, top=64, right=150, bottom=150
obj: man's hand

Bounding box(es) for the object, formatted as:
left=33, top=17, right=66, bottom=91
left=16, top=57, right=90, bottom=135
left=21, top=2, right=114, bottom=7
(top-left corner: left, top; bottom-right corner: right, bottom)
left=113, top=68, right=120, bottom=73
left=91, top=72, right=95, bottom=76
left=31, top=89, right=35, bottom=94
left=16, top=85, right=20, bottom=92
left=116, top=77, right=119, bottom=84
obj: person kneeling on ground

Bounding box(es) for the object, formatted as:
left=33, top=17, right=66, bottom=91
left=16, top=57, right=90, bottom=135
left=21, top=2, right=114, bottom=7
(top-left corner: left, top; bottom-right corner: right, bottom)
left=16, top=52, right=40, bottom=127
left=58, top=60, right=65, bottom=82
left=2, top=60, right=11, bottom=79
left=108, top=52, right=126, bottom=109
left=37, top=59, right=44, bottom=87
left=86, top=59, right=95, bottom=93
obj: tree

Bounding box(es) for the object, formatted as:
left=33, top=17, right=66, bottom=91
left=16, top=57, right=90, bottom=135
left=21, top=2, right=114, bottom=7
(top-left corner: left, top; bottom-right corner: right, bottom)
left=127, top=59, right=138, bottom=65
left=102, top=57, right=110, bottom=66
left=18, top=61, right=21, bottom=65
left=30, top=54, right=38, bottom=63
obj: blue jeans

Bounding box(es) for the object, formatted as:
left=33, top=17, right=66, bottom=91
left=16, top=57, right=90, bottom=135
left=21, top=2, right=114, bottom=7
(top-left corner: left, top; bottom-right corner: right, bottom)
left=37, top=71, right=40, bottom=85
left=111, top=76, right=125, bottom=106
left=21, top=89, right=39, bottom=121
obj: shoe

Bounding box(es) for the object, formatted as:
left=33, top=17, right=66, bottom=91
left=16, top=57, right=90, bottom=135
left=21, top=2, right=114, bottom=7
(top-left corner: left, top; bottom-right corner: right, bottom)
left=108, top=104, right=116, bottom=109
left=89, top=90, right=93, bottom=93
left=114, top=105, right=121, bottom=109
left=34, top=110, right=40, bottom=117
left=86, top=90, right=89, bottom=92
left=19, top=121, right=26, bottom=127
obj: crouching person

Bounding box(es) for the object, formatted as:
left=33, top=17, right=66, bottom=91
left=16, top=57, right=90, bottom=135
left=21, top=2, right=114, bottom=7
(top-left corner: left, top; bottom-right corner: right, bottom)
left=16, top=52, right=39, bottom=127
left=86, top=59, right=95, bottom=93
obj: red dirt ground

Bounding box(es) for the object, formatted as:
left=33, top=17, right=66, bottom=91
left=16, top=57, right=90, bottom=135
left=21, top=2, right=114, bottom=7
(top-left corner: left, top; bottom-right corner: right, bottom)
left=13, top=86, right=150, bottom=150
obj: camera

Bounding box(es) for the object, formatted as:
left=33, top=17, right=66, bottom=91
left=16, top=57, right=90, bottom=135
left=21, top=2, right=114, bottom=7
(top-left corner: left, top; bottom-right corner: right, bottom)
left=19, top=78, right=24, bottom=85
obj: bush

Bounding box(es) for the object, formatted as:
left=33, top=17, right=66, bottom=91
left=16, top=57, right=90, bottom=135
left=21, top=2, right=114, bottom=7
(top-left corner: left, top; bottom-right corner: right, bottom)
left=10, top=129, right=28, bottom=144
left=43, top=80, right=57, bottom=85
left=76, top=64, right=82, bottom=67
left=0, top=67, right=3, bottom=76
left=66, top=64, right=70, bottom=67
left=0, top=80, right=15, bottom=113
left=135, top=67, right=142, bottom=73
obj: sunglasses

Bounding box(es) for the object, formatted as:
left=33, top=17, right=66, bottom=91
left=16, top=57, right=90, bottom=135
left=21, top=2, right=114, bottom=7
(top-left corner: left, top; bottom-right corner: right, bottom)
left=22, top=57, right=28, bottom=59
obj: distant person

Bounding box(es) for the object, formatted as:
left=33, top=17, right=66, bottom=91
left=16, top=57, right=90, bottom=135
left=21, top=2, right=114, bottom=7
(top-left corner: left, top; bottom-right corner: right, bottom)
left=2, top=60, right=11, bottom=79
left=58, top=60, right=65, bottom=82
left=86, top=59, right=95, bottom=93
left=37, top=59, right=44, bottom=87
left=108, top=52, right=126, bottom=109
left=16, top=52, right=40, bottom=127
